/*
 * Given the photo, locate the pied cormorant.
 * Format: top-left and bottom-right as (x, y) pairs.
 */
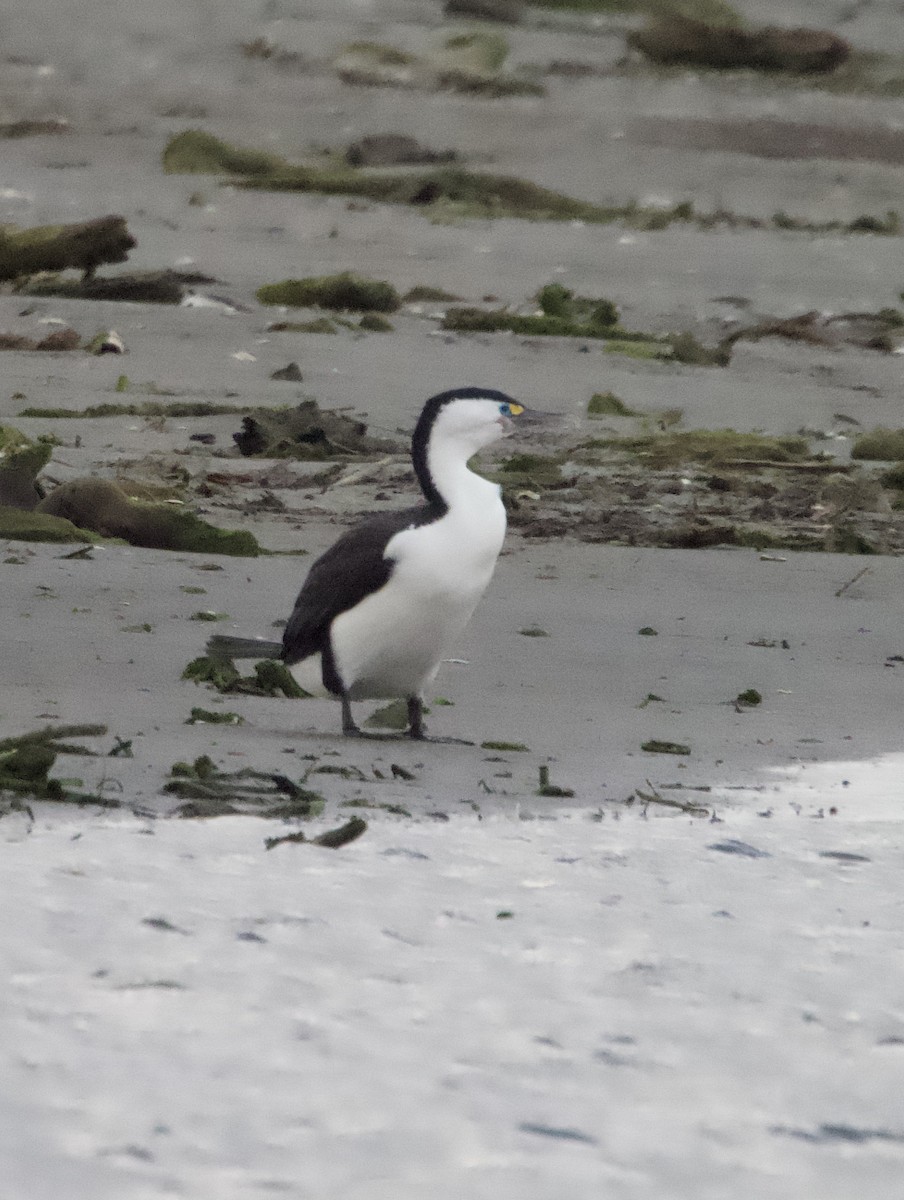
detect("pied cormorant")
(209, 386), (528, 740)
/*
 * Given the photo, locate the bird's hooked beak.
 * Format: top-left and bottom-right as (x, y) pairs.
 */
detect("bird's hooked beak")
(501, 404), (558, 435)
(497, 408), (519, 434)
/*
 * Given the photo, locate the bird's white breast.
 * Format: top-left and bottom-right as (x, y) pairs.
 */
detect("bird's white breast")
(332, 479), (506, 700)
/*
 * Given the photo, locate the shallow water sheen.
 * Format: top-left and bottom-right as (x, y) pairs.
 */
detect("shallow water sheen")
(718, 753), (904, 820)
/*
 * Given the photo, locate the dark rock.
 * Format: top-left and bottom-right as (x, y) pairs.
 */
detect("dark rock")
(442, 0), (524, 23)
(34, 327), (81, 351)
(0, 333), (38, 350)
(708, 839), (771, 859)
(0, 118), (69, 138)
(628, 17), (851, 74)
(346, 133), (457, 168)
(270, 361), (303, 381)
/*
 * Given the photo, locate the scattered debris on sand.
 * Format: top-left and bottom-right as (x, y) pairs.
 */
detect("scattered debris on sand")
(722, 307), (904, 355)
(232, 399), (402, 459)
(265, 816), (368, 850)
(536, 764), (574, 798)
(164, 755), (325, 819)
(442, 288), (904, 362)
(0, 724), (111, 804)
(442, 284), (730, 364)
(161, 131), (904, 236)
(160, 132), (678, 225)
(498, 421), (904, 554)
(333, 29), (544, 96)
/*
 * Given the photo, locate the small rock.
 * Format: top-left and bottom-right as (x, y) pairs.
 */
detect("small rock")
(270, 361), (303, 382)
(345, 133), (457, 168)
(35, 326), (81, 351)
(443, 0), (524, 22)
(628, 17), (851, 74)
(708, 839), (771, 859)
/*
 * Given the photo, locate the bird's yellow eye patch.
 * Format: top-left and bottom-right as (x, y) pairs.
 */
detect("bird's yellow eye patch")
(508, 403), (524, 416)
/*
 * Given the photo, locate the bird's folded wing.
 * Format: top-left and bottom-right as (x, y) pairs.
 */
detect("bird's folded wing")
(281, 507), (430, 664)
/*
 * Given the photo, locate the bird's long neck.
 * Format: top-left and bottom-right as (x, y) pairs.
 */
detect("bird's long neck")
(415, 434), (492, 515)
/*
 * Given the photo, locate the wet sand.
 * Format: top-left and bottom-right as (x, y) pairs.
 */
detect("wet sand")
(2, 1), (904, 1195)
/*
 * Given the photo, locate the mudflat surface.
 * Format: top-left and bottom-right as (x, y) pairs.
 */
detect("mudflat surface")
(2, 2), (904, 1197)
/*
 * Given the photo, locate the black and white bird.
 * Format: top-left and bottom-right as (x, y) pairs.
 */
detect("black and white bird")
(209, 386), (529, 740)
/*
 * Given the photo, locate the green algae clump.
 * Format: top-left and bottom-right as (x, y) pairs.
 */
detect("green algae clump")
(257, 272), (401, 313)
(182, 655), (310, 698)
(433, 29), (510, 74)
(587, 391), (637, 417)
(162, 130), (288, 176)
(851, 428), (904, 461)
(590, 429), (814, 470)
(37, 478), (260, 555)
(253, 660), (309, 698)
(358, 312), (394, 331)
(641, 739), (691, 755)
(0, 427), (53, 509)
(0, 506), (99, 544)
(0, 215), (135, 281)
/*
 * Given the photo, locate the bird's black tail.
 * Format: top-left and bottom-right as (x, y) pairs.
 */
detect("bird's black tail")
(207, 634), (283, 660)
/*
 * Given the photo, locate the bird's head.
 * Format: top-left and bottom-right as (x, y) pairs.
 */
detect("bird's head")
(414, 387), (525, 460)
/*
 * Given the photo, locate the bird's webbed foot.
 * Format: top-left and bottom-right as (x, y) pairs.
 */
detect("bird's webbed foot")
(405, 697), (474, 745)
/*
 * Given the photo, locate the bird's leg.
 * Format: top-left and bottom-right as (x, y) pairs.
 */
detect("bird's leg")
(406, 696), (473, 745)
(407, 695), (427, 739)
(341, 692), (406, 741)
(341, 693), (363, 737)
(342, 694), (473, 744)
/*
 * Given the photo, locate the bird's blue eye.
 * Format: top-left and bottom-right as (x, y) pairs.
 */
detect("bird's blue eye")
(499, 403), (511, 415)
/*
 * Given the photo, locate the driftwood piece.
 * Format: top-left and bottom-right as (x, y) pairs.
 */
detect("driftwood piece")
(720, 310), (904, 354)
(233, 400), (402, 458)
(19, 267), (216, 304)
(0, 215), (136, 281)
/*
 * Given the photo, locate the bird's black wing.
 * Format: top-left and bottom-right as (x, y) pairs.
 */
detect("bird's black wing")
(281, 505), (436, 666)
